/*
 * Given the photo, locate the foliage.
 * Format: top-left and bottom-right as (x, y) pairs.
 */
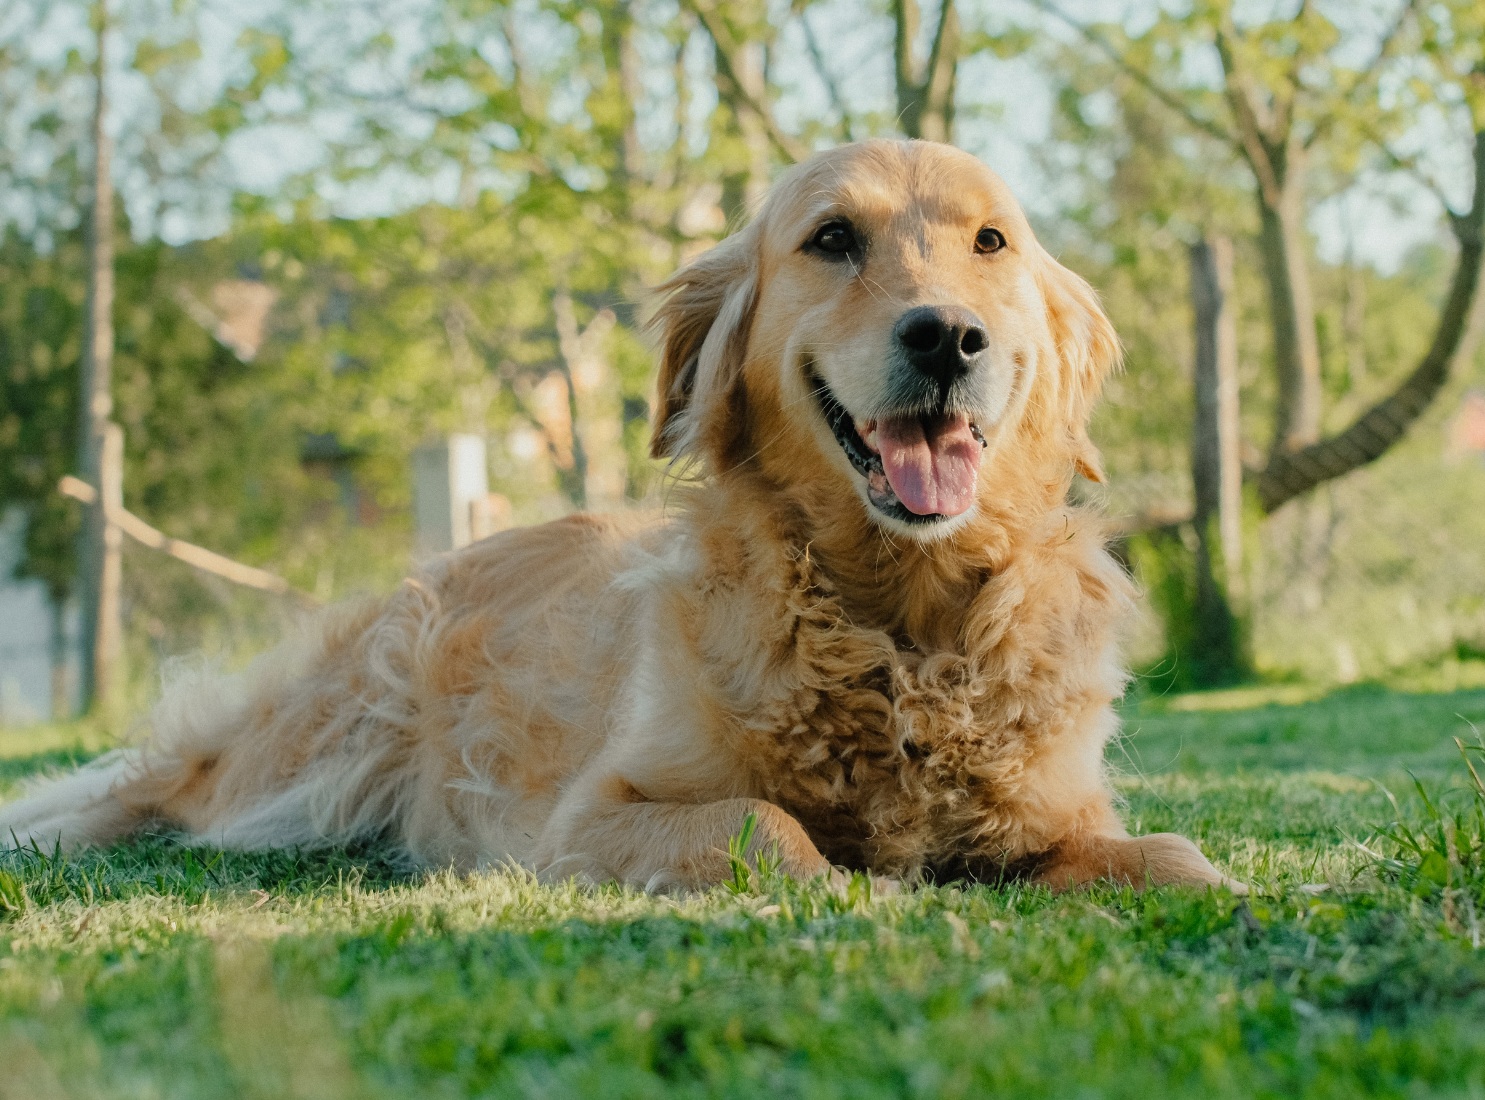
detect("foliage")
(1127, 524), (1251, 693)
(238, 186), (668, 517)
(0, 228), (84, 604)
(1038, 2), (1485, 686)
(0, 218), (415, 700)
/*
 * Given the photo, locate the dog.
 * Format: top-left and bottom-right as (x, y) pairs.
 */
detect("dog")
(1, 140), (1240, 894)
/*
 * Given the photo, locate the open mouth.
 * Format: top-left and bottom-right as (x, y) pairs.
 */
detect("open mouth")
(812, 374), (987, 525)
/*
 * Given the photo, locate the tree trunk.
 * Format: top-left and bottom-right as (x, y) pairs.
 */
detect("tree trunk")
(688, 0), (802, 225)
(1257, 128), (1485, 513)
(1256, 159), (1323, 456)
(598, 1), (643, 197)
(685, 0), (777, 221)
(1212, 23), (1321, 458)
(1188, 236), (1250, 685)
(893, 0), (959, 142)
(554, 362), (589, 511)
(76, 0), (123, 716)
(97, 425), (125, 701)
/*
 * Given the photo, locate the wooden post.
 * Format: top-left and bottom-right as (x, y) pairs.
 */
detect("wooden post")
(1188, 235), (1249, 684)
(96, 424), (125, 703)
(76, 0), (122, 715)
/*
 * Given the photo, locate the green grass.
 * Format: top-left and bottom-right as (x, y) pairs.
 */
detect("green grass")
(2, 683), (1484, 1098)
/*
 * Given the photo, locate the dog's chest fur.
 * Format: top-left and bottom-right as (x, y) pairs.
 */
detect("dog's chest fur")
(684, 506), (1130, 878)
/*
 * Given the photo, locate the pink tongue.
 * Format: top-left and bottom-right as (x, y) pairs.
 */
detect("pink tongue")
(875, 414), (982, 516)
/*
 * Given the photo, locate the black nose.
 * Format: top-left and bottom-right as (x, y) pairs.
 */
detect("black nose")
(893, 305), (988, 387)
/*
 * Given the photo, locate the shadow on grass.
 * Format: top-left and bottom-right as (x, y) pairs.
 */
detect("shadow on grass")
(1, 837), (416, 914)
(5, 829), (1485, 1099)
(263, 881), (1485, 1096)
(5, 881), (1483, 1100)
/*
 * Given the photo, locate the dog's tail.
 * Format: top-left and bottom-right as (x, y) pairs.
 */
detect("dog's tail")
(0, 748), (146, 853)
(0, 590), (432, 858)
(0, 648), (268, 854)
(0, 615), (328, 854)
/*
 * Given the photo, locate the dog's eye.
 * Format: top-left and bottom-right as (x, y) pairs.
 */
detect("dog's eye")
(809, 221), (857, 256)
(975, 227), (1006, 254)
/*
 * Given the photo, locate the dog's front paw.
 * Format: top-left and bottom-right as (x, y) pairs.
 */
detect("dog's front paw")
(1033, 832), (1245, 892)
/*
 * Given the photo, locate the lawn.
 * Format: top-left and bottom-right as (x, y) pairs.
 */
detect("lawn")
(2, 680), (1484, 1099)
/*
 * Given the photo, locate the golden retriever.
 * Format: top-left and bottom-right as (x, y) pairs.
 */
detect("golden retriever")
(1, 140), (1239, 893)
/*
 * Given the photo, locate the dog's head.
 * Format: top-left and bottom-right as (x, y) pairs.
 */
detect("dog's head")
(648, 140), (1119, 541)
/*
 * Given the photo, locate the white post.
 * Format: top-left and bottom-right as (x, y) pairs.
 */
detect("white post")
(412, 435), (490, 556)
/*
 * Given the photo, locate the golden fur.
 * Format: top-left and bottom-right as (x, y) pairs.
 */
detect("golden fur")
(1, 141), (1240, 893)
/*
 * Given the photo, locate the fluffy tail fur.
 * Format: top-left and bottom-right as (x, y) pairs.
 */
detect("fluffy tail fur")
(0, 648), (283, 854)
(0, 601), (386, 855)
(0, 748), (145, 852)
(1, 567), (540, 868)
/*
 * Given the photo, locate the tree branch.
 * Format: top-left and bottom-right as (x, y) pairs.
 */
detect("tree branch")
(1256, 128), (1485, 512)
(59, 477), (317, 606)
(1111, 501), (1194, 538)
(1213, 18), (1287, 205)
(1263, 0), (1316, 158)
(1370, 132), (1463, 218)
(684, 0), (807, 163)
(1023, 0), (1239, 153)
(1305, 0), (1420, 150)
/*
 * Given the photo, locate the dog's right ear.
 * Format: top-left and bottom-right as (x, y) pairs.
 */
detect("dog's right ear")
(645, 227), (759, 466)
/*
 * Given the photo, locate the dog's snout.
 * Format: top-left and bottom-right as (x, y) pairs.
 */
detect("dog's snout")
(893, 306), (988, 385)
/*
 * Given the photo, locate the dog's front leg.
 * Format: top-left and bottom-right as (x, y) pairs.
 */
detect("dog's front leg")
(537, 776), (832, 892)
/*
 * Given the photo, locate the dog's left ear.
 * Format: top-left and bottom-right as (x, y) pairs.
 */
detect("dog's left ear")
(1036, 251), (1122, 483)
(645, 226), (760, 467)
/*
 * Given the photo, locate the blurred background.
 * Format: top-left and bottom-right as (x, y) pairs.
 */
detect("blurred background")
(0, 0), (1482, 724)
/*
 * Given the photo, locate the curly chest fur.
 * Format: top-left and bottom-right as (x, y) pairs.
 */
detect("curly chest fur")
(690, 517), (1131, 878)
(738, 648), (1031, 876)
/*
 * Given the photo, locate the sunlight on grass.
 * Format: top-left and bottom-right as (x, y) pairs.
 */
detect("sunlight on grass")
(1154, 682), (1333, 712)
